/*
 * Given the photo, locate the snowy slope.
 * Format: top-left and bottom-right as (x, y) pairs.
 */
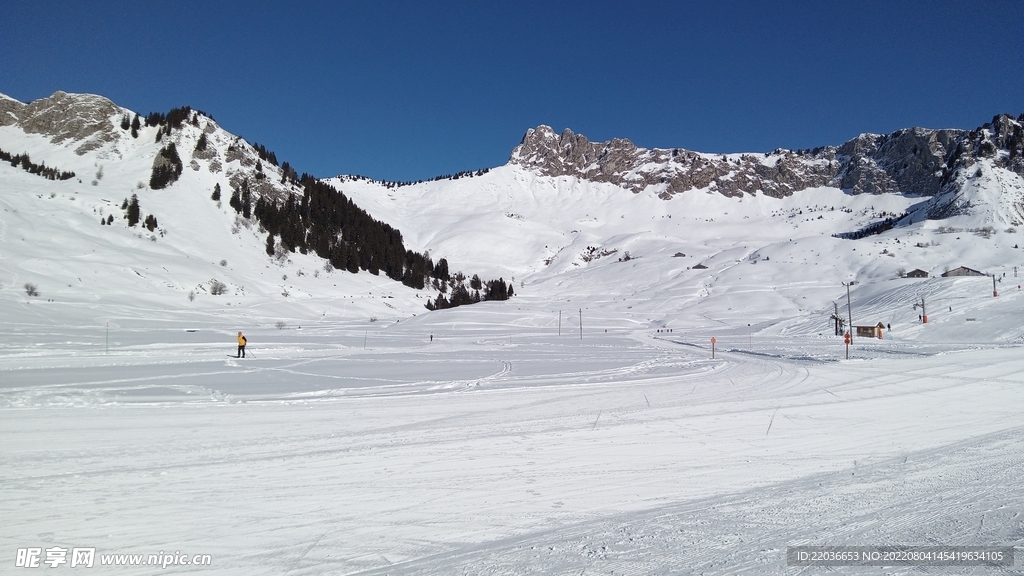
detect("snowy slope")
(3, 92), (1024, 575)
(0, 93), (432, 329)
(330, 159), (1024, 341)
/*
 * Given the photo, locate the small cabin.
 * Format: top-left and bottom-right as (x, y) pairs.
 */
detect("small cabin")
(854, 322), (885, 339)
(941, 266), (985, 277)
(905, 269), (928, 278)
(692, 263), (708, 269)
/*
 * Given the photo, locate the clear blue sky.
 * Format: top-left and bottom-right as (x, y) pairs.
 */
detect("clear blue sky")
(2, 1), (1021, 181)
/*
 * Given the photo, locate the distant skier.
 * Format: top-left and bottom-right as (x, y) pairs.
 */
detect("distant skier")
(237, 331), (247, 358)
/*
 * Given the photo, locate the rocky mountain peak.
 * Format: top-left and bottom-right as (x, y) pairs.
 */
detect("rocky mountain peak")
(508, 116), (1023, 204)
(0, 91), (124, 155)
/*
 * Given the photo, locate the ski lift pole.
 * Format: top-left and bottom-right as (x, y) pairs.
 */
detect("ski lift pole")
(844, 281), (854, 344)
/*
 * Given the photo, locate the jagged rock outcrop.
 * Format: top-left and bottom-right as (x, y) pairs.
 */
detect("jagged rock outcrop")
(0, 91), (123, 155)
(510, 115), (1024, 201)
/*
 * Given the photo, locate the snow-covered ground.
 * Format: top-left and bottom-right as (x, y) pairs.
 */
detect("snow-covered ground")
(2, 93), (1023, 573)
(3, 286), (1024, 574)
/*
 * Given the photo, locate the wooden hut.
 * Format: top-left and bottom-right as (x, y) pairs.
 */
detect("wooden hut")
(941, 266), (985, 277)
(854, 322), (885, 339)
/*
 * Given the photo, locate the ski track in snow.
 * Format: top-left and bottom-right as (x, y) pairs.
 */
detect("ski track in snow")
(2, 314), (1024, 575)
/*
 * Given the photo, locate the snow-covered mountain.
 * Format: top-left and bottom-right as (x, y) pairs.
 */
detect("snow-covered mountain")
(329, 114), (1024, 335)
(7, 91), (1024, 575)
(2, 90), (1024, 336)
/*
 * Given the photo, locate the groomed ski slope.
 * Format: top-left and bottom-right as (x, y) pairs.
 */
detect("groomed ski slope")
(2, 279), (1024, 575)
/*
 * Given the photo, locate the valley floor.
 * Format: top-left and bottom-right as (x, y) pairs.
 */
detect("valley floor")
(2, 300), (1023, 575)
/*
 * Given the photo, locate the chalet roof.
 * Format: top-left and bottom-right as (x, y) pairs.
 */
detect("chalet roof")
(941, 266), (985, 277)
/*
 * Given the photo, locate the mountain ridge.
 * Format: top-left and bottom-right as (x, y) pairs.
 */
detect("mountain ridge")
(3, 89), (1024, 331)
(509, 115), (1023, 205)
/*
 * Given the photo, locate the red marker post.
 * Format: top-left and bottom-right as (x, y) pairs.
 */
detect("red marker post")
(844, 332), (851, 359)
(711, 337), (717, 359)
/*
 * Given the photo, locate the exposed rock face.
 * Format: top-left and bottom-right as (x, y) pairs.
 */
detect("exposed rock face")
(0, 91), (123, 155)
(510, 116), (1024, 201)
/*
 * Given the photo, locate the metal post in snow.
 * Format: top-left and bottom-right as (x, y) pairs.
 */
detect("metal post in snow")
(558, 310), (561, 336)
(844, 282), (854, 344)
(106, 321), (109, 355)
(993, 274), (998, 297)
(579, 309), (582, 340)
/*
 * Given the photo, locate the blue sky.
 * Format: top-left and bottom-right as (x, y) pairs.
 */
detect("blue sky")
(2, 1), (1021, 181)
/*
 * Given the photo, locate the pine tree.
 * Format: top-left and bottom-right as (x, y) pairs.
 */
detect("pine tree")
(150, 143), (183, 189)
(211, 183), (221, 201)
(127, 195), (141, 227)
(241, 181), (252, 219)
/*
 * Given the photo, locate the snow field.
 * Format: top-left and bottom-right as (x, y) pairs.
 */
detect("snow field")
(2, 297), (1024, 574)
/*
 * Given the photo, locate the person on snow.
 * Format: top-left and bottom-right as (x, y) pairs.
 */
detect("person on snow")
(237, 331), (247, 358)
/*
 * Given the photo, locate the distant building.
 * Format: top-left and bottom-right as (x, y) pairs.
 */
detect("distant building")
(854, 322), (886, 339)
(941, 266), (985, 277)
(905, 269), (929, 278)
(692, 263), (708, 269)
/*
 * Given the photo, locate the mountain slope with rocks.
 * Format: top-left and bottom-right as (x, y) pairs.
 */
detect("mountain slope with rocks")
(508, 115), (1024, 204)
(2, 89), (1024, 334)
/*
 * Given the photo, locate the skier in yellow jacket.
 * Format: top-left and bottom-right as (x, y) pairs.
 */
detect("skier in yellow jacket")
(237, 331), (247, 358)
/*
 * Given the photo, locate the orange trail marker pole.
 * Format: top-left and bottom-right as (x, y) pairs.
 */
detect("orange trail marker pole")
(711, 337), (717, 359)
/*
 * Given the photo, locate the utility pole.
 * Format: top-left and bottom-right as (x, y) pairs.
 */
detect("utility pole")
(914, 296), (927, 323)
(843, 282), (854, 344)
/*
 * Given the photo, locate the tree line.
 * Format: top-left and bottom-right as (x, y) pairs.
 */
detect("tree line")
(0, 147), (75, 180)
(228, 174), (511, 310)
(833, 212), (909, 240)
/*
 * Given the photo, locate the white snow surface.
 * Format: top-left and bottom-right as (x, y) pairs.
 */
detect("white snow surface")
(2, 93), (1024, 574)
